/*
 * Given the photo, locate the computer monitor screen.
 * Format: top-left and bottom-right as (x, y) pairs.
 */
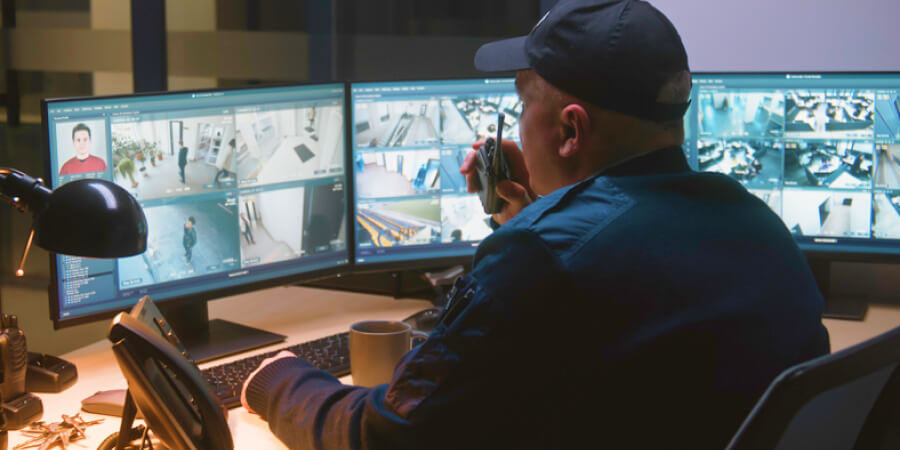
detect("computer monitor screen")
(44, 83), (350, 326)
(685, 72), (900, 258)
(350, 78), (521, 266)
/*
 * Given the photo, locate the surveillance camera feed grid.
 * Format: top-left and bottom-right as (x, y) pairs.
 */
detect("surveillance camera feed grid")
(784, 90), (874, 140)
(356, 198), (441, 248)
(698, 90), (785, 138)
(439, 95), (522, 144)
(782, 189), (871, 238)
(354, 100), (440, 148)
(355, 149), (441, 198)
(697, 138), (783, 189)
(235, 105), (344, 187)
(874, 92), (900, 139)
(117, 194), (241, 289)
(783, 140), (872, 189)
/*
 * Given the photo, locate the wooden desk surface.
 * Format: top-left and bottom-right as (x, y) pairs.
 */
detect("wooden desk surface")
(8, 286), (432, 449)
(7, 287), (899, 448)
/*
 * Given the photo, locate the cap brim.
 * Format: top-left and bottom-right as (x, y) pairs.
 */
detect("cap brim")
(474, 36), (530, 73)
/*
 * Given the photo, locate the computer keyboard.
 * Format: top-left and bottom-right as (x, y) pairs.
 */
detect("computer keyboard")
(201, 331), (350, 408)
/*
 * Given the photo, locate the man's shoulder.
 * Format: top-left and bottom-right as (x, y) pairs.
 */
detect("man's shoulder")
(499, 175), (636, 262)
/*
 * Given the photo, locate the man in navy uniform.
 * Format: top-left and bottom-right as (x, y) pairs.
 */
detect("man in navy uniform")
(241, 1), (830, 448)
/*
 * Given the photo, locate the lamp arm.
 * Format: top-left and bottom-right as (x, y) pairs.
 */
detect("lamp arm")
(0, 168), (52, 214)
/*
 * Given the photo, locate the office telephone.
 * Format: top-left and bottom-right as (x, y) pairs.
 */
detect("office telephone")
(105, 298), (232, 449)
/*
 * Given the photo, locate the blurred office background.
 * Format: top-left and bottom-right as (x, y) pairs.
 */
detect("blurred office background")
(0, 0), (898, 354)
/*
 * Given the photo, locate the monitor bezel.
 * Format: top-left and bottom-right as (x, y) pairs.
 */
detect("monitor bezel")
(691, 71), (900, 264)
(42, 80), (356, 329)
(347, 75), (518, 272)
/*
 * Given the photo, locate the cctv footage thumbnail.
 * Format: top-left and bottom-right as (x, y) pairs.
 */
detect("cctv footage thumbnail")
(116, 193), (241, 289)
(355, 149), (441, 198)
(785, 90), (874, 139)
(238, 181), (346, 268)
(439, 94), (522, 144)
(782, 189), (871, 238)
(698, 91), (784, 138)
(783, 140), (873, 189)
(111, 114), (237, 201)
(698, 139), (783, 188)
(356, 197), (441, 248)
(235, 105), (344, 187)
(354, 100), (441, 148)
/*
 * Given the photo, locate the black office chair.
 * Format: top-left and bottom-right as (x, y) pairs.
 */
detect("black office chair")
(727, 326), (900, 450)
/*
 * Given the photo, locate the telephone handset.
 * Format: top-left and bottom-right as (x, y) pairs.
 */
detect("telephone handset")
(106, 311), (233, 450)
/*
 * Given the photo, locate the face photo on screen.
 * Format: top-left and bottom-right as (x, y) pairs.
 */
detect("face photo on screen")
(697, 90), (784, 138)
(235, 105), (344, 187)
(56, 119), (109, 177)
(111, 114), (236, 201)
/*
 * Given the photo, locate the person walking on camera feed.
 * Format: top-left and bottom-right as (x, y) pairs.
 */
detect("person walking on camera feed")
(178, 140), (189, 184)
(183, 216), (197, 262)
(59, 123), (108, 175)
(240, 1), (830, 449)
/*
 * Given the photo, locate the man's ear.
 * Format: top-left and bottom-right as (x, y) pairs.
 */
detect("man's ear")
(559, 104), (590, 158)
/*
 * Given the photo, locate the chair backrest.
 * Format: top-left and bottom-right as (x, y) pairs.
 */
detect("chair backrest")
(727, 326), (900, 450)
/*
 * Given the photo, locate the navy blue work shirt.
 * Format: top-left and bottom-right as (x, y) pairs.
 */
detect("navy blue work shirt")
(245, 145), (830, 449)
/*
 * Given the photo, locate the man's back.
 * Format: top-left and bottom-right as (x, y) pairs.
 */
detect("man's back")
(470, 146), (830, 448)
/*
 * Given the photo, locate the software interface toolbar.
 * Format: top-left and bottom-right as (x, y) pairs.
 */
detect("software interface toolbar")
(684, 73), (900, 255)
(46, 84), (349, 320)
(350, 78), (521, 265)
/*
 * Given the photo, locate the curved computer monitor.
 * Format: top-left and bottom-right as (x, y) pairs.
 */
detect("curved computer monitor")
(684, 72), (900, 260)
(349, 77), (521, 269)
(43, 82), (351, 358)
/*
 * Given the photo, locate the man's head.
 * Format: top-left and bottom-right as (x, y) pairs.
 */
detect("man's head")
(475, 0), (691, 194)
(71, 123), (92, 159)
(186, 216), (196, 228)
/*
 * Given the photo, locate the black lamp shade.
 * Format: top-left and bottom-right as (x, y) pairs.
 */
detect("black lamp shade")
(34, 179), (148, 258)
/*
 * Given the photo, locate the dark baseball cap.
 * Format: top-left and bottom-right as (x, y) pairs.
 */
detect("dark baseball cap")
(474, 0), (690, 122)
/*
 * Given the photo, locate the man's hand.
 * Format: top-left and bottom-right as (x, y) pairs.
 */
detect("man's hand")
(461, 139), (535, 225)
(241, 350), (297, 414)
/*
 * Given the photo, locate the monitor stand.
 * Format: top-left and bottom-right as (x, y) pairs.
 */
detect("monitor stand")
(807, 258), (869, 321)
(159, 300), (286, 364)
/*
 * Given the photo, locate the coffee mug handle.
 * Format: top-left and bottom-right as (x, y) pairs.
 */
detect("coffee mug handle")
(410, 330), (429, 348)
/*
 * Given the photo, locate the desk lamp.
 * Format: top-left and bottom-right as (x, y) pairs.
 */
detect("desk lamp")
(0, 167), (147, 448)
(0, 168), (147, 272)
